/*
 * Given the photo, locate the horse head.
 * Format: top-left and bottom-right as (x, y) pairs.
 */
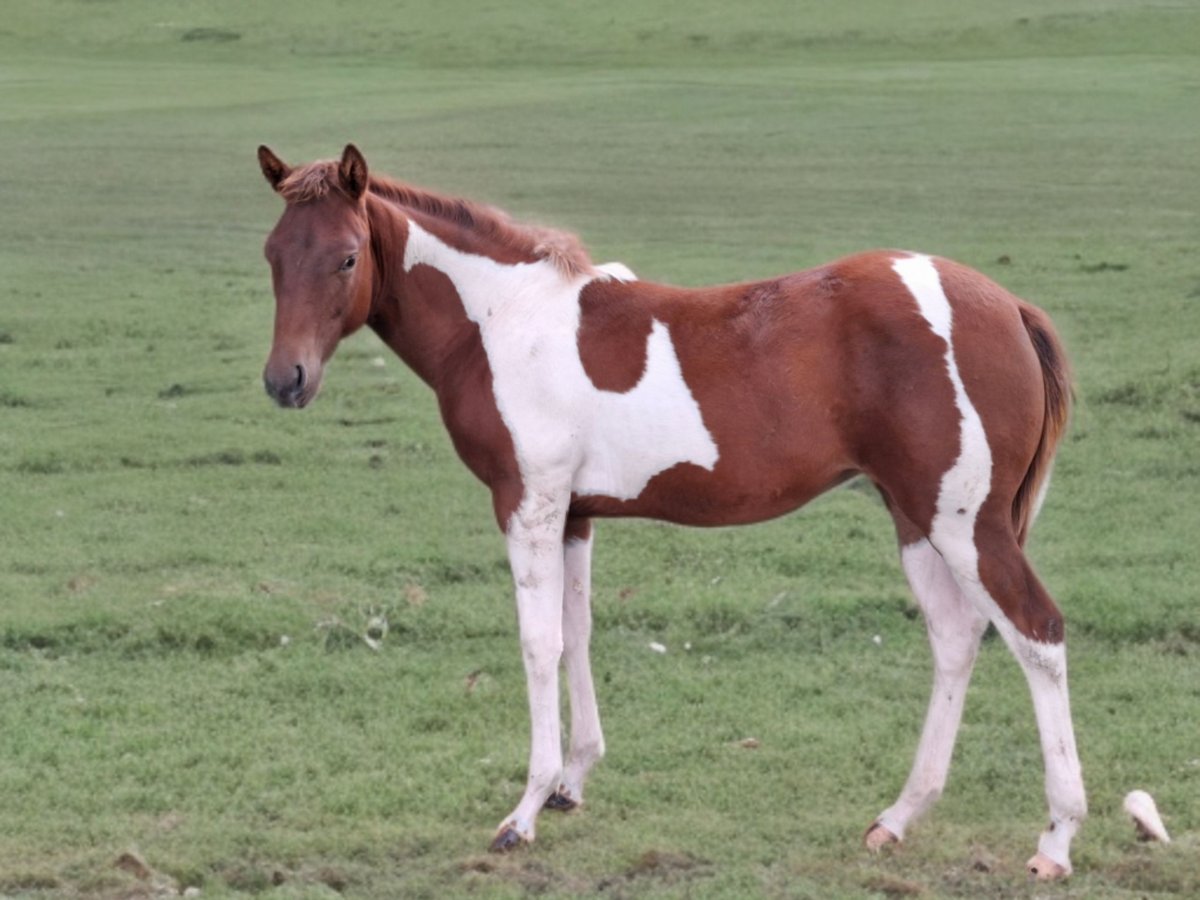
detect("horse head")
(258, 144), (375, 408)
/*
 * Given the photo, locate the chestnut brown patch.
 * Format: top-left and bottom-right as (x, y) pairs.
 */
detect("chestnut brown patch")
(564, 516), (592, 543)
(577, 280), (653, 393)
(367, 259), (523, 531)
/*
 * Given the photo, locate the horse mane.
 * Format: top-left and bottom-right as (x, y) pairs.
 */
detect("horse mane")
(278, 160), (594, 279)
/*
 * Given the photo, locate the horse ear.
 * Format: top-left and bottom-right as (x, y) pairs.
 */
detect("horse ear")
(258, 145), (291, 192)
(338, 144), (369, 200)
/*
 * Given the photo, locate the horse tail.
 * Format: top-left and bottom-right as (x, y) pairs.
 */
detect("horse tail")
(1012, 302), (1074, 546)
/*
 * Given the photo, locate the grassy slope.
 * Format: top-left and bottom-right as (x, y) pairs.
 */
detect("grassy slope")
(1, 1), (1198, 897)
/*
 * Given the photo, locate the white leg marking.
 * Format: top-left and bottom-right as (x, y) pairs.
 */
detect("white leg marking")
(892, 255), (1084, 870)
(404, 221), (717, 500)
(498, 487), (571, 842)
(992, 622), (1087, 871)
(558, 531), (604, 804)
(875, 539), (988, 839)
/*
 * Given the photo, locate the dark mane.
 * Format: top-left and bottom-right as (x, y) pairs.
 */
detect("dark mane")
(278, 160), (593, 278)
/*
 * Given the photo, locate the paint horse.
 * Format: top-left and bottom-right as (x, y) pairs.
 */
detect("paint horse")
(257, 145), (1086, 878)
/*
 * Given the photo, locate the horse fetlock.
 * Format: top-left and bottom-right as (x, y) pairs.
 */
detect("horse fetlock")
(568, 737), (604, 766)
(1033, 813), (1081, 875)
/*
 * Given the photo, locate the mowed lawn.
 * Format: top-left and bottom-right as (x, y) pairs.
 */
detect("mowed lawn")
(1, 1), (1198, 897)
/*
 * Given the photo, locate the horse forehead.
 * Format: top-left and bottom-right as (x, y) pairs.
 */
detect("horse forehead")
(268, 201), (362, 254)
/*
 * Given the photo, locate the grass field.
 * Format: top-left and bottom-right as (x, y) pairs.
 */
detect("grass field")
(2, 1), (1198, 897)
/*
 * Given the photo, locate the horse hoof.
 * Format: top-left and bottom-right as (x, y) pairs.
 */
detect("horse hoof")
(489, 824), (527, 854)
(1026, 852), (1070, 880)
(864, 822), (899, 853)
(544, 790), (579, 812)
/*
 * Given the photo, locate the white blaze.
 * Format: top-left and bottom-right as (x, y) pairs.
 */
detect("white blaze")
(404, 221), (718, 500)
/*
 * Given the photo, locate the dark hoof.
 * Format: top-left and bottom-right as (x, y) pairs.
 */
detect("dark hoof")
(489, 825), (525, 853)
(544, 791), (579, 813)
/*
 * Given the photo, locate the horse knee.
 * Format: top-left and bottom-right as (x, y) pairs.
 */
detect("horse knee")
(561, 624), (591, 658)
(521, 632), (563, 681)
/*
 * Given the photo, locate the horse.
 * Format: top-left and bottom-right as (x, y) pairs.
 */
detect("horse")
(256, 144), (1086, 878)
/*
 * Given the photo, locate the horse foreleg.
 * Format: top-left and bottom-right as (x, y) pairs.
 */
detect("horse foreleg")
(867, 537), (988, 851)
(545, 519), (604, 813)
(491, 488), (569, 852)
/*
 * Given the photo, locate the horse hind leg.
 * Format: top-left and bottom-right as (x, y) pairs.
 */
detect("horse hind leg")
(866, 530), (988, 851)
(965, 521), (1086, 877)
(920, 513), (1085, 877)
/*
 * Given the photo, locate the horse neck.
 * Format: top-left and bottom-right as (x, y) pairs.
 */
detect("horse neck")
(364, 195), (477, 389)
(366, 193), (574, 391)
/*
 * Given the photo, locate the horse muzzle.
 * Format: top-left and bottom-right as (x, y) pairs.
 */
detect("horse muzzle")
(263, 360), (319, 409)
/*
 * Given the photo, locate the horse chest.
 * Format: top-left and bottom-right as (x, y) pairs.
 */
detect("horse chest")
(405, 222), (719, 500)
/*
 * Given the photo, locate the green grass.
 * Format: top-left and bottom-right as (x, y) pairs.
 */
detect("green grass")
(2, 1), (1198, 897)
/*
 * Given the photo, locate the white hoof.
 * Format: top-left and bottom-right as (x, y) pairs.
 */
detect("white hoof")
(1027, 851), (1070, 880)
(1124, 790), (1170, 843)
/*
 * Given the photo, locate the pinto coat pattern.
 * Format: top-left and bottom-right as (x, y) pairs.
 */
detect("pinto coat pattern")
(258, 144), (1084, 878)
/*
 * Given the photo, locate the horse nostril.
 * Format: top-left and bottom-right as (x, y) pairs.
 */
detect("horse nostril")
(264, 361), (312, 408)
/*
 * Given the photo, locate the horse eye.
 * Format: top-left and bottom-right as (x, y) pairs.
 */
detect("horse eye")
(339, 254), (357, 272)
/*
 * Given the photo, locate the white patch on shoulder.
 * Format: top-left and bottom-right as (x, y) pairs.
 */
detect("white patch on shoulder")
(892, 254), (993, 582)
(405, 221), (717, 500)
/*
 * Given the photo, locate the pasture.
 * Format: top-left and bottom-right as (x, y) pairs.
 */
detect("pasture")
(1, 1), (1197, 897)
